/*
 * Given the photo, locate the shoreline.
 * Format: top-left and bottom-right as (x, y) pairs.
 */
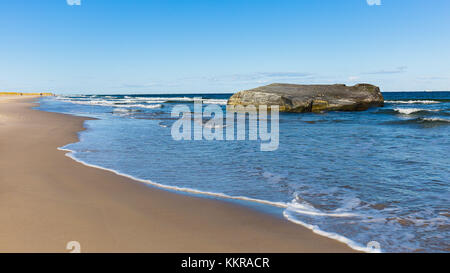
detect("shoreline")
(0, 96), (356, 253)
(58, 147), (373, 253)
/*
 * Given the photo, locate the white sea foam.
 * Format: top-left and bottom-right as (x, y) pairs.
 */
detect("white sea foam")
(113, 108), (132, 113)
(386, 100), (440, 104)
(393, 108), (439, 115)
(202, 99), (228, 105)
(143, 100), (167, 104)
(59, 99), (163, 109)
(60, 99), (116, 106)
(421, 117), (450, 123)
(57, 96), (228, 106)
(112, 108), (143, 115)
(202, 122), (228, 129)
(120, 97), (173, 102)
(286, 200), (358, 217)
(57, 147), (288, 209)
(115, 104), (163, 109)
(283, 210), (381, 253)
(57, 145), (374, 253)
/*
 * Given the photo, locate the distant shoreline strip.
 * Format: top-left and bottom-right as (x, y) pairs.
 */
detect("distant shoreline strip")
(0, 92), (54, 96)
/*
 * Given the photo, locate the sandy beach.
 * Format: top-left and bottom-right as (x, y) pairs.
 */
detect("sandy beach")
(0, 96), (355, 253)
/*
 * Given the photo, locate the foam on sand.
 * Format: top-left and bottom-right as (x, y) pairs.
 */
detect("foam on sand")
(283, 210), (381, 253)
(57, 145), (377, 253)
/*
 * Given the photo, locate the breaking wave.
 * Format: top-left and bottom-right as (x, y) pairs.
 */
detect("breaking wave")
(385, 100), (441, 104)
(393, 108), (440, 115)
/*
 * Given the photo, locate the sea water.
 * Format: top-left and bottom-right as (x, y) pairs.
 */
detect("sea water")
(36, 92), (450, 252)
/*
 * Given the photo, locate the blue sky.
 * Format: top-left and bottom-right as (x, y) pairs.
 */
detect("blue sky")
(0, 0), (449, 94)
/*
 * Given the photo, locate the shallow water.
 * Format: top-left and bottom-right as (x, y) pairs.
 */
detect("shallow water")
(37, 92), (450, 252)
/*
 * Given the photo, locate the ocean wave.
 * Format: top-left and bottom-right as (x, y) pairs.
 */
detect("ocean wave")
(202, 99), (228, 105)
(393, 108), (440, 115)
(158, 121), (170, 128)
(113, 108), (142, 113)
(164, 98), (228, 105)
(286, 200), (358, 218)
(384, 117), (450, 127)
(58, 96), (228, 106)
(420, 117), (450, 123)
(116, 97), (227, 104)
(115, 104), (163, 109)
(57, 147), (288, 209)
(385, 100), (441, 104)
(112, 108), (144, 116)
(58, 98), (164, 109)
(202, 121), (228, 129)
(375, 108), (450, 117)
(58, 99), (116, 106)
(283, 210), (381, 253)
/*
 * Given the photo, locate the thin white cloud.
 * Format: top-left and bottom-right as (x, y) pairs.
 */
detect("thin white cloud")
(205, 72), (316, 84)
(122, 83), (158, 88)
(417, 76), (448, 81)
(67, 0), (81, 6)
(366, 0), (381, 6)
(364, 66), (407, 75)
(121, 82), (181, 89)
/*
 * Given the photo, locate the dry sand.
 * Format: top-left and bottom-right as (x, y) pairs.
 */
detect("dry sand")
(0, 96), (355, 253)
